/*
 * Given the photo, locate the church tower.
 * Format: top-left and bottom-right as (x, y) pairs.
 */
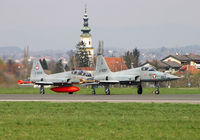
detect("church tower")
(80, 7), (94, 66)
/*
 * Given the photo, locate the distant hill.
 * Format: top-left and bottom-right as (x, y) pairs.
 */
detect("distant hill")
(140, 45), (200, 62)
(0, 46), (22, 53)
(0, 46), (23, 60)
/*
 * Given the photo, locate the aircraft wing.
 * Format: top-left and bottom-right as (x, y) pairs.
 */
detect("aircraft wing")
(81, 80), (119, 86)
(99, 80), (119, 83)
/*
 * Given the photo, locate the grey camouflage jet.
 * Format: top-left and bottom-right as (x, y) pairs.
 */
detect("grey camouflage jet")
(85, 54), (180, 95)
(18, 59), (92, 94)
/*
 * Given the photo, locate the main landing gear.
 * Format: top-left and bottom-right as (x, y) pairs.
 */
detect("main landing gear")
(91, 85), (110, 95)
(137, 83), (143, 94)
(40, 85), (45, 94)
(92, 85), (96, 95)
(153, 82), (160, 95)
(105, 85), (110, 95)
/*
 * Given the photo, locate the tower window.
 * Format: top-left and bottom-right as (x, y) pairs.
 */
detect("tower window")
(89, 41), (91, 45)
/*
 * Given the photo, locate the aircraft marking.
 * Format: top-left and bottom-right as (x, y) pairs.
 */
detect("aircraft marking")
(35, 65), (39, 70)
(153, 74), (156, 79)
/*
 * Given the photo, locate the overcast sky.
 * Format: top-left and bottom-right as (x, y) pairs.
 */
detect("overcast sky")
(0, 0), (200, 51)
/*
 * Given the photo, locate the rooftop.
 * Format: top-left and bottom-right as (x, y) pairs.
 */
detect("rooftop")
(105, 57), (128, 72)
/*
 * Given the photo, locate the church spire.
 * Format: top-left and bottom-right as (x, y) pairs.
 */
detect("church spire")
(85, 4), (87, 13)
(79, 6), (94, 67)
(81, 6), (91, 36)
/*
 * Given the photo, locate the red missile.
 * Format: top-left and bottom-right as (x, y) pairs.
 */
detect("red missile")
(18, 80), (33, 85)
(50, 86), (80, 93)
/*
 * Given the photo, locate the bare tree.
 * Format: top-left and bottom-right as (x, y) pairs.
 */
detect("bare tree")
(123, 48), (140, 68)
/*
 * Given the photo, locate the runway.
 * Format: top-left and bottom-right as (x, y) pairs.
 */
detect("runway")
(0, 94), (200, 104)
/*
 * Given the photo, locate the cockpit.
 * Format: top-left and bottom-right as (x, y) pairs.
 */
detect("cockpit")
(71, 70), (92, 77)
(141, 67), (156, 71)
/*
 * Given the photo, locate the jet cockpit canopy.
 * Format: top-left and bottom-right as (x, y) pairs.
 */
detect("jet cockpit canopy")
(71, 70), (92, 77)
(141, 67), (156, 71)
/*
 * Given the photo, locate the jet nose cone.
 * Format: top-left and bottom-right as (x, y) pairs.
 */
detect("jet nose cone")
(166, 74), (180, 80)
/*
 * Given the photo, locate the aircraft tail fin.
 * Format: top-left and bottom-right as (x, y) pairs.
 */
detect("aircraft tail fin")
(95, 54), (111, 75)
(30, 59), (46, 80)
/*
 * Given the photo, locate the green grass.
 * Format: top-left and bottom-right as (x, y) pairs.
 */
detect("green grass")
(0, 86), (200, 94)
(0, 102), (199, 139)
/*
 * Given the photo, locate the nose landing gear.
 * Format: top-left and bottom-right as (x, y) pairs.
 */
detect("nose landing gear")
(153, 82), (160, 95)
(137, 84), (143, 94)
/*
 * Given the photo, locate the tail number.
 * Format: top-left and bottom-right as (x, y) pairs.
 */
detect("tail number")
(99, 69), (107, 72)
(34, 72), (42, 75)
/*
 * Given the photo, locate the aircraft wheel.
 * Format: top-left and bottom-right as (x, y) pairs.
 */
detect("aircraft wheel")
(40, 85), (45, 94)
(155, 90), (160, 95)
(68, 92), (73, 94)
(137, 85), (142, 94)
(105, 88), (110, 95)
(92, 87), (96, 95)
(92, 90), (96, 95)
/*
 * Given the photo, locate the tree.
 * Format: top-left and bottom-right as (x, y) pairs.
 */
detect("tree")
(7, 59), (14, 73)
(48, 60), (56, 74)
(42, 59), (48, 70)
(39, 59), (48, 70)
(64, 64), (70, 71)
(123, 48), (140, 68)
(53, 59), (64, 73)
(132, 48), (140, 67)
(68, 50), (79, 70)
(97, 40), (104, 55)
(0, 58), (6, 72)
(76, 41), (89, 67)
(0, 58), (6, 85)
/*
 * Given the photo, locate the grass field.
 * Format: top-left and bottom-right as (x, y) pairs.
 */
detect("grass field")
(0, 102), (199, 139)
(0, 86), (200, 94)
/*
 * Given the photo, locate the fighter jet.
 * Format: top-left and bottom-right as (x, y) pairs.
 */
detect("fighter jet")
(18, 59), (92, 94)
(87, 54), (179, 95)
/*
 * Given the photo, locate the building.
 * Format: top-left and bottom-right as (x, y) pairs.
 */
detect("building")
(186, 54), (200, 69)
(141, 60), (182, 74)
(78, 7), (94, 66)
(177, 65), (199, 74)
(104, 57), (128, 72)
(141, 60), (169, 72)
(77, 56), (128, 74)
(163, 61), (182, 73)
(162, 54), (200, 70)
(162, 55), (190, 65)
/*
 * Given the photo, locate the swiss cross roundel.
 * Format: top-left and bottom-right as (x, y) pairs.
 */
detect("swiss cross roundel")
(35, 65), (39, 70)
(153, 74), (156, 79)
